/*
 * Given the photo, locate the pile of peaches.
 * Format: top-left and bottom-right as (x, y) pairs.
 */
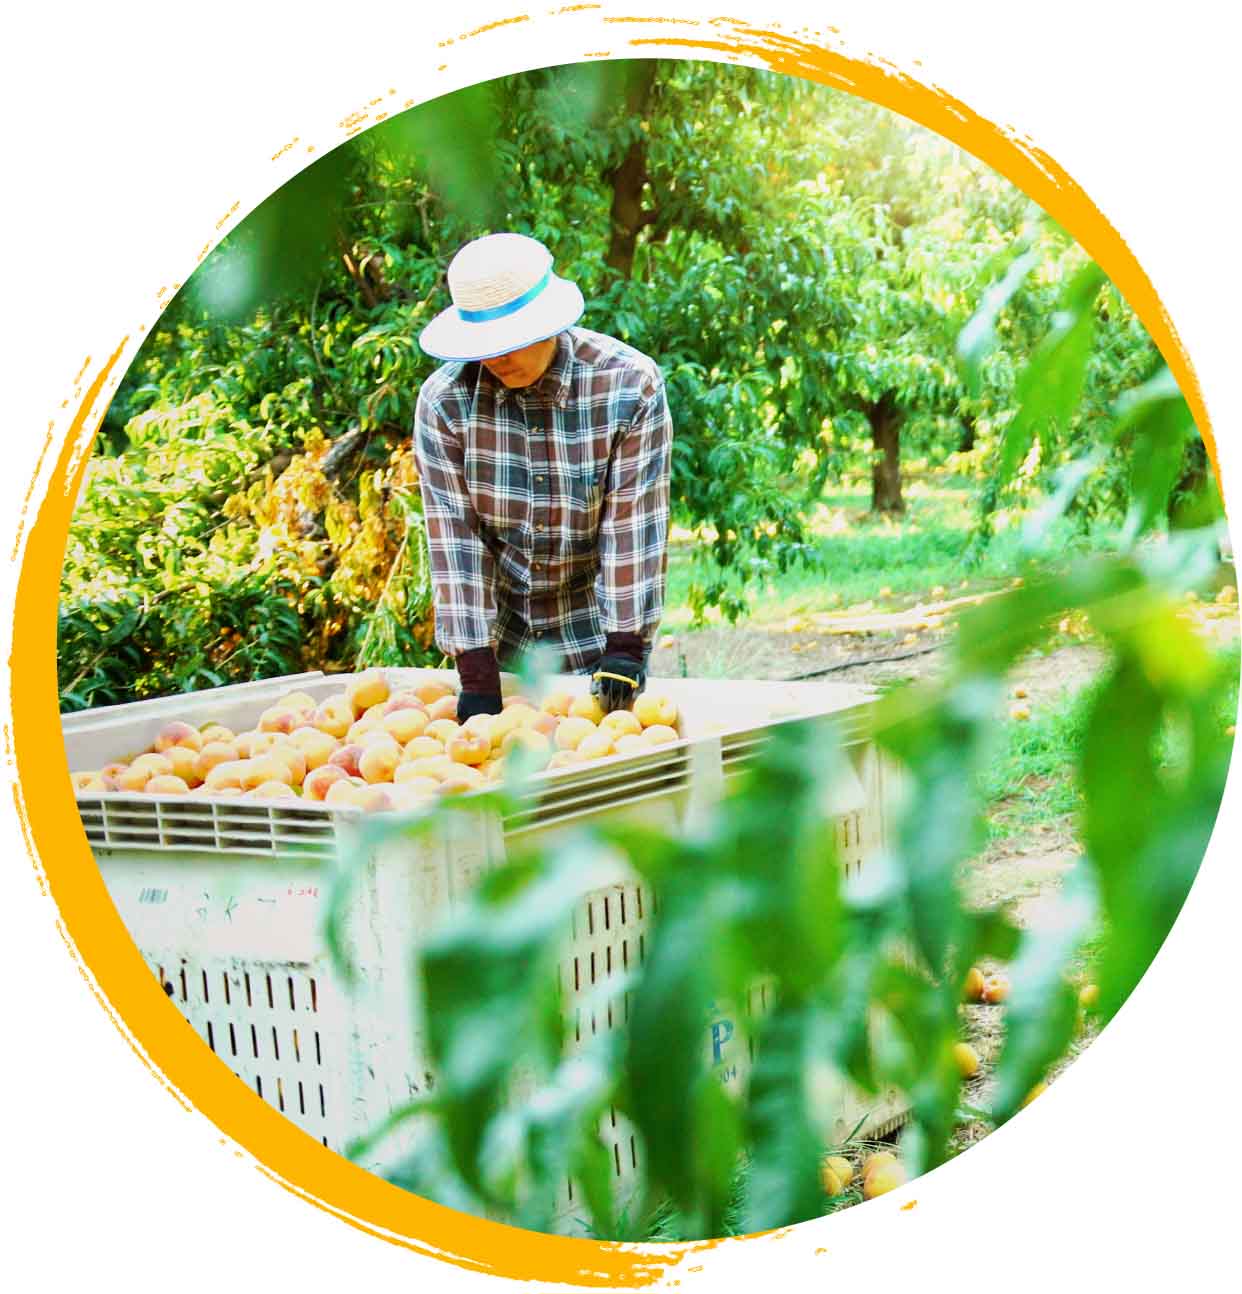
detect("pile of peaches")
(70, 669), (683, 813)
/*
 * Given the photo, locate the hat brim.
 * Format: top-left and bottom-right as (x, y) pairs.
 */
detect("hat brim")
(418, 275), (585, 362)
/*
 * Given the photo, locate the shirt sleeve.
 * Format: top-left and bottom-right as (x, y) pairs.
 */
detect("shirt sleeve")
(413, 389), (497, 656)
(596, 374), (673, 639)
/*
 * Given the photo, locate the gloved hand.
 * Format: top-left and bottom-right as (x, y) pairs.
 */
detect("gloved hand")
(457, 691), (504, 721)
(455, 646), (503, 721)
(590, 632), (647, 714)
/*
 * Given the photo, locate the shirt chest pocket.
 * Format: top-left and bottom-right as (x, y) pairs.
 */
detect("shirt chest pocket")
(465, 458), (528, 542)
(564, 466), (605, 552)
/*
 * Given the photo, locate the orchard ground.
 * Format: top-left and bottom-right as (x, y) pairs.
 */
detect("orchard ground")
(651, 469), (1240, 1177)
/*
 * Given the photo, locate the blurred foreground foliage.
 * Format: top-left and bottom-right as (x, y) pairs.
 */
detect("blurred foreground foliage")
(324, 282), (1234, 1239)
(60, 60), (1179, 708)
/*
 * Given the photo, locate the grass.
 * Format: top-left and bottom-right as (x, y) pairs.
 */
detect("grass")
(979, 685), (1096, 846)
(662, 473), (1116, 631)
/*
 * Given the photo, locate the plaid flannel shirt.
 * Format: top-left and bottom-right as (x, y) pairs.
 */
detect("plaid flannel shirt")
(413, 326), (673, 671)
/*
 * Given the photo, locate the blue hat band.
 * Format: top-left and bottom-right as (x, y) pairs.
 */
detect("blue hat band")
(457, 267), (553, 324)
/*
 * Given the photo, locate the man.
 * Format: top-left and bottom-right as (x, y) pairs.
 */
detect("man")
(413, 232), (673, 720)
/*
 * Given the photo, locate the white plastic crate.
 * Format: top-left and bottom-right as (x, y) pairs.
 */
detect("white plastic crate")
(64, 667), (907, 1230)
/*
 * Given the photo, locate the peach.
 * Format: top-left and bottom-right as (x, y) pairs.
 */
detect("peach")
(634, 694), (678, 728)
(819, 1163), (844, 1197)
(392, 769), (442, 794)
(303, 764), (350, 801)
(541, 692), (573, 717)
(276, 690), (318, 714)
(546, 750), (584, 772)
(324, 778), (368, 808)
(117, 762), (163, 791)
(130, 752), (174, 776)
(862, 1151), (898, 1179)
(145, 774), (190, 795)
(461, 712), (496, 740)
(529, 711), (558, 738)
(824, 1156), (854, 1188)
(101, 761), (129, 781)
(962, 966), (986, 1002)
(439, 765), (487, 794)
(501, 728), (551, 758)
(426, 719), (461, 744)
(383, 691), (429, 716)
(577, 730), (616, 761)
(569, 693), (606, 724)
(328, 744), (365, 779)
(862, 1161), (906, 1199)
(614, 733), (650, 756)
(555, 716), (596, 751)
(414, 679), (455, 706)
(1078, 982), (1100, 1010)
(362, 701), (391, 723)
(346, 669), (390, 717)
(154, 721), (203, 755)
(485, 708), (523, 747)
(252, 780), (297, 800)
(400, 756), (458, 783)
(952, 1042), (980, 1079)
(358, 738), (402, 784)
(601, 709), (643, 738)
(268, 743), (307, 787)
(382, 708), (429, 744)
(402, 735), (445, 761)
(505, 704), (541, 730)
(288, 726), (338, 770)
(1009, 704), (1031, 722)
(641, 724), (679, 747)
(198, 723), (234, 744)
(73, 775), (109, 794)
(356, 726), (399, 749)
(346, 718), (380, 745)
(204, 760), (250, 791)
(311, 695), (354, 739)
(258, 705), (299, 735)
(70, 770), (102, 791)
(232, 729), (263, 759)
(427, 694), (460, 722)
(164, 745), (204, 787)
(248, 731), (282, 757)
(981, 974), (1010, 1005)
(241, 756), (293, 790)
(447, 731), (490, 766)
(502, 694), (534, 709)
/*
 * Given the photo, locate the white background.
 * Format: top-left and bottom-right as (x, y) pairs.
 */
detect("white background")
(2, 1), (1239, 1289)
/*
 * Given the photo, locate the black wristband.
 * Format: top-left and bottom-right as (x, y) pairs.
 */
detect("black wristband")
(604, 631), (647, 665)
(456, 646), (501, 695)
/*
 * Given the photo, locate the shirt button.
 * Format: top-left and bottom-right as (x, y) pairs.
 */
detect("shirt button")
(535, 475), (545, 484)
(536, 523), (545, 533)
(533, 562), (541, 571)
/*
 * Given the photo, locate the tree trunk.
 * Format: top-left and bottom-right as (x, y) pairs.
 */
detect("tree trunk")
(603, 63), (659, 278)
(959, 412), (977, 453)
(868, 393), (905, 514)
(1168, 435), (1208, 528)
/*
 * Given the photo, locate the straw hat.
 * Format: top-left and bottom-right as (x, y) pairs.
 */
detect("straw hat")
(418, 233), (585, 362)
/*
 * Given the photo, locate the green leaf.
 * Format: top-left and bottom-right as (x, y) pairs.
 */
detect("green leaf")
(996, 262), (1106, 490)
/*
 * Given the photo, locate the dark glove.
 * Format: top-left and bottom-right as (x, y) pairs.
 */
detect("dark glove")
(590, 632), (648, 714)
(455, 646), (503, 721)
